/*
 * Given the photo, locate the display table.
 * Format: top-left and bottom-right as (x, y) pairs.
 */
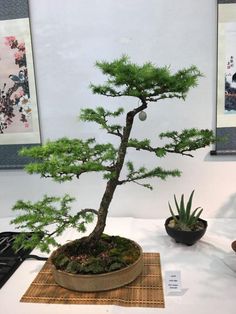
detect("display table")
(0, 217), (236, 314)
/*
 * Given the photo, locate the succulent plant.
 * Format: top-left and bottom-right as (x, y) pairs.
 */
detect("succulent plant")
(168, 190), (203, 231)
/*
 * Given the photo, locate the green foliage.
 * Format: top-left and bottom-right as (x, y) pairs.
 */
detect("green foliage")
(168, 190), (203, 231)
(80, 107), (124, 133)
(90, 55), (202, 101)
(123, 161), (181, 190)
(159, 128), (215, 156)
(20, 137), (117, 182)
(80, 107), (124, 125)
(128, 128), (215, 158)
(12, 232), (46, 252)
(10, 194), (95, 253)
(11, 56), (215, 253)
(128, 138), (152, 151)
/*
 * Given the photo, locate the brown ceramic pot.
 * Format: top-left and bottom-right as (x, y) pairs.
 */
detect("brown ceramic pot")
(50, 240), (143, 292)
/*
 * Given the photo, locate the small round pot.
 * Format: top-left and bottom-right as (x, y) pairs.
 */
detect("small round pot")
(50, 240), (143, 292)
(165, 216), (208, 246)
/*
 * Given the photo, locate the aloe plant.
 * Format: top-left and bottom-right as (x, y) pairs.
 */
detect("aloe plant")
(168, 190), (203, 231)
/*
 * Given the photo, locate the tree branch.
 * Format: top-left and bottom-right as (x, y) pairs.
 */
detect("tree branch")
(128, 140), (194, 157)
(75, 208), (99, 217)
(107, 128), (123, 138)
(46, 208), (98, 238)
(128, 129), (215, 158)
(80, 107), (124, 138)
(117, 178), (153, 190)
(118, 165), (180, 189)
(146, 93), (185, 102)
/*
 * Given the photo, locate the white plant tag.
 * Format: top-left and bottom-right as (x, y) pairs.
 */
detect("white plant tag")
(165, 271), (182, 294)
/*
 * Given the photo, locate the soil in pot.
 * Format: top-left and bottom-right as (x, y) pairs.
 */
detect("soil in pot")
(50, 234), (143, 291)
(165, 216), (207, 245)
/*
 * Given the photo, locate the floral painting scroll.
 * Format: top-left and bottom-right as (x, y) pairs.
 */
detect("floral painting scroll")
(215, 0), (236, 154)
(0, 0), (40, 168)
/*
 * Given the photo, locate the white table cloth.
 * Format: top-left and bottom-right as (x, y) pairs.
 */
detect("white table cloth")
(0, 217), (236, 314)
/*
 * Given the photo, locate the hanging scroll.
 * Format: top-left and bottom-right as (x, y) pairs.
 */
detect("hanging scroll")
(214, 0), (236, 154)
(0, 0), (41, 168)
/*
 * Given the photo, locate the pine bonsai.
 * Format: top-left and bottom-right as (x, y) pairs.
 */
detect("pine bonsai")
(11, 55), (215, 254)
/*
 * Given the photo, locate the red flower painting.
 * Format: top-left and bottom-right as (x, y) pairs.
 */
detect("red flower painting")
(0, 36), (32, 134)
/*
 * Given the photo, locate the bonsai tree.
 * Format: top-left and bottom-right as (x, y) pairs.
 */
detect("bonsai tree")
(11, 55), (215, 253)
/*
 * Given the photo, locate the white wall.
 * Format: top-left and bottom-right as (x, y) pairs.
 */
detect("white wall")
(1, 0), (236, 219)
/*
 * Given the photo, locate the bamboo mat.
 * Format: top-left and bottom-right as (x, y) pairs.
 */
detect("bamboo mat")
(20, 253), (165, 308)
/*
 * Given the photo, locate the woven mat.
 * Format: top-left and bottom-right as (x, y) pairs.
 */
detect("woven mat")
(20, 253), (165, 308)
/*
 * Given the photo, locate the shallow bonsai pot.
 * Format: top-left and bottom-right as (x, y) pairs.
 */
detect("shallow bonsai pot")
(50, 240), (143, 292)
(165, 216), (207, 246)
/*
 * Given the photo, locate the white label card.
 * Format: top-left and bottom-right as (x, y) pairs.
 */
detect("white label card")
(165, 271), (182, 294)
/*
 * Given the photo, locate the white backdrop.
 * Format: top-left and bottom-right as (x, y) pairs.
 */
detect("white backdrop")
(1, 0), (236, 219)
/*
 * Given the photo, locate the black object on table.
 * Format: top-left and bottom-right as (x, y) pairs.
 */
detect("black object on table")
(0, 231), (47, 289)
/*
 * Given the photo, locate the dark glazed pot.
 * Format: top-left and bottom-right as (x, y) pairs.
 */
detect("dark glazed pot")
(165, 216), (208, 246)
(231, 240), (236, 252)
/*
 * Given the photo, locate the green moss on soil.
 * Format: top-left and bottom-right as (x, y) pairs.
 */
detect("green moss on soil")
(52, 234), (141, 275)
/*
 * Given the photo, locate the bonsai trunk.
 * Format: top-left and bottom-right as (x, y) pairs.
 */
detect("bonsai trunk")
(85, 101), (147, 246)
